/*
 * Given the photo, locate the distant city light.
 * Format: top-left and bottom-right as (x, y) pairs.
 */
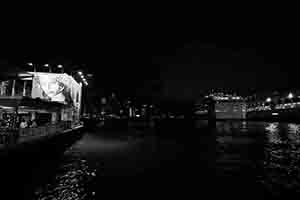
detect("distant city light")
(57, 64), (63, 68)
(272, 113), (279, 116)
(44, 64), (49, 67)
(78, 71), (83, 75)
(288, 93), (294, 99)
(266, 97), (272, 102)
(28, 63), (33, 66)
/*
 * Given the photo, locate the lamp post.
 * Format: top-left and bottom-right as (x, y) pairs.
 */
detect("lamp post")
(288, 92), (294, 99)
(28, 62), (36, 72)
(287, 93), (294, 107)
(266, 97), (272, 103)
(57, 64), (64, 73)
(44, 64), (51, 73)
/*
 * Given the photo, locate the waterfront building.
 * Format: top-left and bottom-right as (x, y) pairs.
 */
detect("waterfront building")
(212, 94), (246, 120)
(245, 90), (300, 121)
(0, 71), (82, 128)
(195, 92), (247, 120)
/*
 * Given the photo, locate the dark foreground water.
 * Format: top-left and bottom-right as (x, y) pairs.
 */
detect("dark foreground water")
(1, 120), (300, 199)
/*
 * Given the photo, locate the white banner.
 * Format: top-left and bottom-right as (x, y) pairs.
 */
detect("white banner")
(31, 73), (82, 112)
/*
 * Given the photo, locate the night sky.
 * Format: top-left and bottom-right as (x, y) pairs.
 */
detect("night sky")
(1, 18), (299, 103)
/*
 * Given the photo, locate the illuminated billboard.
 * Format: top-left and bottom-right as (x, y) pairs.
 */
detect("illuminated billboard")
(31, 72), (82, 108)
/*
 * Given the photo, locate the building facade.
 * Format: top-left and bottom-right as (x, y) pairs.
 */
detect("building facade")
(195, 92), (247, 120)
(0, 71), (82, 127)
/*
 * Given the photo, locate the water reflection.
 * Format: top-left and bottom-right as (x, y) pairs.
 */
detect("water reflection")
(265, 123), (281, 144)
(214, 121), (300, 196)
(287, 124), (300, 144)
(260, 122), (300, 195)
(29, 121), (300, 198)
(34, 149), (97, 200)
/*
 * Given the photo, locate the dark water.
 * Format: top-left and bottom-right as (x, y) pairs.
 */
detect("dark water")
(216, 121), (300, 197)
(2, 121), (300, 199)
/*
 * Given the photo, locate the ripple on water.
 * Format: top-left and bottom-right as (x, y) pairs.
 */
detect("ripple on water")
(33, 148), (97, 200)
(216, 121), (300, 196)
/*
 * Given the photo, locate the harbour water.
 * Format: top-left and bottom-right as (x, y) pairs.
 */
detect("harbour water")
(2, 120), (300, 199)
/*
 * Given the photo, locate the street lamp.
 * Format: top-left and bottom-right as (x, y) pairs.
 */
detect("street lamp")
(266, 97), (272, 102)
(27, 63), (36, 72)
(44, 64), (51, 72)
(288, 92), (294, 99)
(57, 64), (64, 73)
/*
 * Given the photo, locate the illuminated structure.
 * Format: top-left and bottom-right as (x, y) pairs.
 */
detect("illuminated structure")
(195, 92), (246, 120)
(210, 93), (246, 119)
(0, 71), (82, 127)
(246, 91), (300, 121)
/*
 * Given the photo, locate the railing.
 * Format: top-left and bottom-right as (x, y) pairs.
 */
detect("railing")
(0, 121), (74, 146)
(247, 102), (300, 112)
(0, 128), (18, 145)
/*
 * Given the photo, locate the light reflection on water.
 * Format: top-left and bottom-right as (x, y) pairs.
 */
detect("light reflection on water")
(33, 149), (97, 200)
(262, 123), (300, 195)
(216, 121), (300, 196)
(32, 121), (300, 198)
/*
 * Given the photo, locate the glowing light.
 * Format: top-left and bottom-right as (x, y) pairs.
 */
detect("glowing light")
(265, 123), (281, 144)
(288, 93), (294, 99)
(44, 64), (49, 67)
(266, 97), (272, 102)
(57, 64), (63, 68)
(78, 71), (83, 75)
(272, 113), (279, 115)
(27, 62), (33, 66)
(288, 124), (300, 134)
